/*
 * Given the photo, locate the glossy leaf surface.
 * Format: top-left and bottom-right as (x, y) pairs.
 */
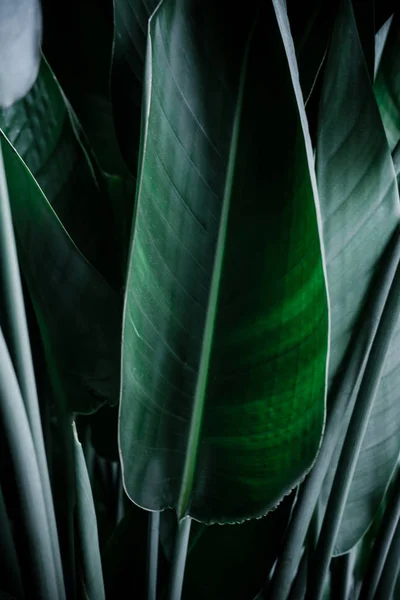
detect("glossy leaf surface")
(316, 0), (400, 553)
(120, 0), (328, 523)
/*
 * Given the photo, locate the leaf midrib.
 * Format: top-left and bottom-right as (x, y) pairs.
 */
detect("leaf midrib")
(176, 17), (257, 520)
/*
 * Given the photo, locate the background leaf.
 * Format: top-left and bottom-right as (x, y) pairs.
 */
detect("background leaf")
(374, 13), (400, 152)
(0, 59), (119, 287)
(315, 0), (400, 554)
(0, 133), (121, 413)
(40, 0), (130, 178)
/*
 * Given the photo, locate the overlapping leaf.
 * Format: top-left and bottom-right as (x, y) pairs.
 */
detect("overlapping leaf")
(40, 0), (130, 178)
(119, 0), (328, 523)
(374, 13), (400, 152)
(286, 0), (338, 103)
(316, 0), (400, 553)
(0, 59), (118, 286)
(0, 134), (121, 413)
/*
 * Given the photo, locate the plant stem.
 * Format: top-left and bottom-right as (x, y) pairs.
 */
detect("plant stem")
(330, 552), (353, 600)
(0, 327), (60, 600)
(358, 466), (400, 600)
(147, 512), (160, 600)
(373, 513), (400, 600)
(288, 550), (308, 600)
(0, 483), (24, 599)
(0, 137), (65, 597)
(73, 422), (106, 600)
(306, 249), (400, 600)
(168, 517), (192, 600)
(268, 227), (400, 600)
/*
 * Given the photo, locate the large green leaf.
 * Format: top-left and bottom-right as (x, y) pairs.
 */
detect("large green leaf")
(0, 59), (119, 287)
(119, 0), (328, 523)
(112, 0), (160, 173)
(0, 133), (121, 413)
(374, 13), (400, 152)
(315, 0), (400, 553)
(0, 0), (42, 108)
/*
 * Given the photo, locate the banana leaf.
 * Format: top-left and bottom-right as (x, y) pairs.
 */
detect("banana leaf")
(0, 0), (42, 108)
(119, 0), (328, 523)
(0, 133), (121, 413)
(315, 0), (400, 554)
(374, 13), (400, 151)
(0, 58), (119, 287)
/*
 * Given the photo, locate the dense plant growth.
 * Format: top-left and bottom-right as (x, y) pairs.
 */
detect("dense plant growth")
(1, 0), (400, 599)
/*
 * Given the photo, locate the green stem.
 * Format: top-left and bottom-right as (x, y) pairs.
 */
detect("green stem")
(330, 552), (353, 600)
(306, 246), (400, 600)
(268, 227), (400, 600)
(116, 463), (125, 525)
(73, 422), (105, 600)
(0, 327), (60, 599)
(373, 513), (400, 600)
(168, 517), (192, 600)
(147, 512), (160, 600)
(358, 467), (400, 600)
(47, 361), (77, 600)
(288, 551), (308, 600)
(0, 137), (65, 598)
(0, 482), (24, 599)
